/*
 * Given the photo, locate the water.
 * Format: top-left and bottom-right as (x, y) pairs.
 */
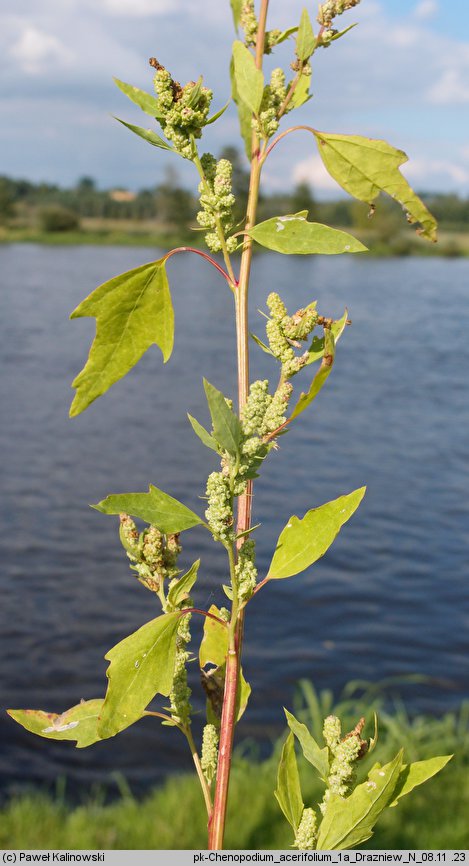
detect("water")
(1, 244), (468, 797)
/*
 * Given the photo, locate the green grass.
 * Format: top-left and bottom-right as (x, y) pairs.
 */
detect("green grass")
(2, 682), (468, 850)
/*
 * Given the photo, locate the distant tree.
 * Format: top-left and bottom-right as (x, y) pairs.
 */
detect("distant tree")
(291, 181), (316, 219)
(0, 177), (15, 223)
(39, 206), (80, 233)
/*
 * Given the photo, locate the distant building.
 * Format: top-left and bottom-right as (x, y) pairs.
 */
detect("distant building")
(109, 189), (137, 203)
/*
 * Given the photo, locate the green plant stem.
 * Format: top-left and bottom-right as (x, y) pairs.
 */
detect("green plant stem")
(184, 726), (213, 819)
(207, 0), (270, 850)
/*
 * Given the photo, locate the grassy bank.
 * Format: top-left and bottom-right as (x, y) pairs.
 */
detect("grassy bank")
(2, 683), (468, 850)
(1, 221), (469, 256)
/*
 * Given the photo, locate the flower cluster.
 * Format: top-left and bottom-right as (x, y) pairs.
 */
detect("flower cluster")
(169, 612), (192, 727)
(151, 59), (213, 159)
(119, 514), (181, 593)
(235, 538), (257, 602)
(240, 1), (288, 54)
(294, 807), (318, 850)
(266, 292), (319, 379)
(201, 723), (219, 784)
(321, 715), (367, 813)
(253, 68), (288, 140)
(205, 471), (233, 544)
(196, 155), (237, 253)
(318, 0), (361, 40)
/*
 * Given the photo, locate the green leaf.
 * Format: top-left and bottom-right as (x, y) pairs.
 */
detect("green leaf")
(232, 41), (264, 116)
(205, 100), (230, 126)
(251, 332), (275, 356)
(230, 0), (243, 29)
(290, 328), (335, 420)
(187, 413), (219, 452)
(274, 26), (299, 46)
(199, 606), (250, 722)
(167, 560), (200, 608)
(247, 212), (367, 255)
(284, 709), (329, 781)
(186, 76), (204, 108)
(114, 117), (174, 151)
(7, 700), (104, 749)
(314, 131), (437, 242)
(389, 755), (452, 807)
(268, 487), (366, 580)
(275, 732), (304, 832)
(296, 8), (315, 61)
(328, 23), (358, 43)
(70, 259), (173, 416)
(291, 72), (312, 109)
(113, 78), (163, 120)
(304, 310), (348, 366)
(316, 750), (404, 850)
(98, 611), (181, 738)
(230, 56), (253, 159)
(94, 484), (203, 533)
(203, 379), (242, 458)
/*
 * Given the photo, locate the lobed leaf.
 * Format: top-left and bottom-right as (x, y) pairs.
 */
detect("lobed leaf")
(113, 78), (163, 120)
(70, 259), (173, 416)
(187, 413), (219, 452)
(98, 611), (181, 738)
(232, 41), (264, 116)
(268, 488), (366, 580)
(7, 700), (104, 749)
(94, 484), (203, 534)
(247, 212), (367, 255)
(167, 560), (200, 608)
(285, 709), (329, 781)
(316, 751), (404, 850)
(290, 327), (335, 420)
(275, 732), (304, 832)
(314, 131), (437, 241)
(389, 755), (452, 807)
(114, 117), (174, 151)
(296, 8), (315, 61)
(203, 379), (242, 458)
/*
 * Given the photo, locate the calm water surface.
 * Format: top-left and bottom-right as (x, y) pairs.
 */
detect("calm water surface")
(1, 244), (468, 796)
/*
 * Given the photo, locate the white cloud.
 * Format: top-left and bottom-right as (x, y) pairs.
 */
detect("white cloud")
(292, 156), (340, 192)
(9, 25), (73, 74)
(428, 67), (469, 104)
(101, 0), (180, 15)
(403, 157), (469, 185)
(414, 0), (439, 20)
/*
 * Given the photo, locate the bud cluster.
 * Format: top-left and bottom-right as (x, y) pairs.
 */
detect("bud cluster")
(152, 61), (213, 159)
(235, 538), (257, 602)
(294, 807), (318, 850)
(119, 514), (181, 593)
(205, 471), (234, 544)
(240, 0), (258, 47)
(169, 611), (192, 727)
(318, 0), (361, 28)
(266, 292), (319, 379)
(321, 715), (367, 813)
(201, 723), (219, 784)
(253, 68), (288, 141)
(197, 154), (238, 253)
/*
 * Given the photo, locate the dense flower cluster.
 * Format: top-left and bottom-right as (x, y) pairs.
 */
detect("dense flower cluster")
(253, 67), (288, 140)
(266, 292), (319, 379)
(294, 807), (318, 850)
(240, 0), (288, 54)
(321, 715), (367, 813)
(318, 0), (361, 28)
(119, 515), (181, 593)
(235, 538), (257, 602)
(196, 154), (237, 253)
(205, 471), (233, 543)
(201, 723), (219, 784)
(169, 611), (192, 727)
(151, 60), (213, 159)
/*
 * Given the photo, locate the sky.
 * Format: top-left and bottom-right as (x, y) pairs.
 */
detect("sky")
(1, 0), (469, 196)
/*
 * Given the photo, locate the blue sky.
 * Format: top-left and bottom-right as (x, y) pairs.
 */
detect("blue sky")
(1, 0), (469, 196)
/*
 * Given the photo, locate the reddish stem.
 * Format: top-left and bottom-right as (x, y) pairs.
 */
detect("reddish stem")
(263, 124), (317, 162)
(163, 246), (234, 285)
(182, 608), (228, 627)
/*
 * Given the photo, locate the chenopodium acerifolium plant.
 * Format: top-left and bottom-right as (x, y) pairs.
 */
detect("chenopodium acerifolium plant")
(8, 0), (450, 850)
